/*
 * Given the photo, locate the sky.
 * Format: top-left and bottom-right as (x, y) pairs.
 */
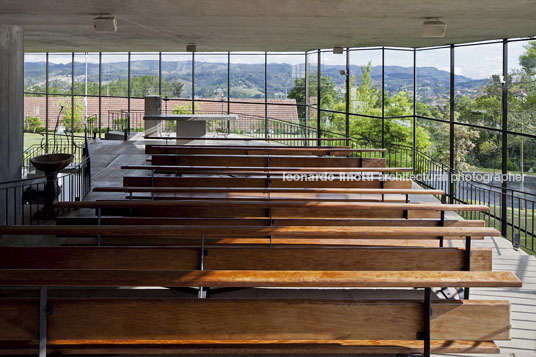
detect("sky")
(24, 40), (531, 80)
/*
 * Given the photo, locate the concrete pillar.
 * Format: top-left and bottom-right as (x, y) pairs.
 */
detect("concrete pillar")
(0, 24), (24, 224)
(144, 96), (162, 137)
(0, 24), (23, 183)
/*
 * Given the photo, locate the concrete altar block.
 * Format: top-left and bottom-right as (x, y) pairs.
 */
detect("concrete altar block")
(144, 96), (162, 137)
(176, 120), (206, 144)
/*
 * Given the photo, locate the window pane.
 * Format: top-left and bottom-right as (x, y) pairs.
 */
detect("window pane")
(24, 53), (47, 146)
(508, 40), (536, 135)
(230, 52), (264, 100)
(73, 52), (99, 96)
(417, 118), (449, 165)
(348, 49), (382, 144)
(24, 53), (46, 94)
(268, 53), (305, 127)
(455, 43), (502, 129)
(162, 53), (191, 99)
(416, 47), (449, 121)
(195, 53), (228, 99)
(306, 50), (318, 132)
(130, 52), (159, 97)
(48, 53), (72, 95)
(101, 53), (128, 97)
(384, 49), (413, 117)
(454, 125), (501, 172)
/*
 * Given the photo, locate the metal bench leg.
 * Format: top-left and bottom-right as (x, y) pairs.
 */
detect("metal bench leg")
(423, 287), (431, 357)
(39, 286), (48, 357)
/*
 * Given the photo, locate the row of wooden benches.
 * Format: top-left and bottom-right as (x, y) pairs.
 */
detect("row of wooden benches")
(0, 143), (521, 356)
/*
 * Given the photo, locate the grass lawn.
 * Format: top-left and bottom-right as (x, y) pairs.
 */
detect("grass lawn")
(23, 132), (45, 150)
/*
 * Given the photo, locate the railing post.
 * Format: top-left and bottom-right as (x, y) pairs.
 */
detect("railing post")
(345, 48), (350, 146)
(449, 44), (455, 204)
(501, 39), (509, 237)
(412, 48), (416, 171)
(317, 49), (321, 147)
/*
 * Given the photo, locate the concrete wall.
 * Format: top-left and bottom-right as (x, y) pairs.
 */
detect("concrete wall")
(0, 24), (23, 224)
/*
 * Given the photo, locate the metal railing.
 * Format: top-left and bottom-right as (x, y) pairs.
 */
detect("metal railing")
(23, 137), (87, 175)
(1, 158), (91, 226)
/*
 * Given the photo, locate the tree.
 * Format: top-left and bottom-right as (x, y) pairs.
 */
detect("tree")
(519, 41), (536, 74)
(60, 98), (85, 132)
(25, 116), (42, 133)
(287, 72), (339, 126)
(167, 79), (184, 98)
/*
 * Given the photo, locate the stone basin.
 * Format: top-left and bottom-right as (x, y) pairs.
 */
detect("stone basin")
(30, 153), (73, 174)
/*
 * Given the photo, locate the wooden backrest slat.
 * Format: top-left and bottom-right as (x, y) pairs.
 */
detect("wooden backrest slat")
(124, 176), (412, 189)
(54, 199), (490, 212)
(121, 165), (411, 173)
(151, 155), (386, 168)
(93, 186), (445, 195)
(0, 246), (492, 271)
(56, 216), (485, 227)
(145, 146), (384, 156)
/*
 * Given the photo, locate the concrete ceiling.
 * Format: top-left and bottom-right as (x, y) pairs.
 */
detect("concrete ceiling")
(1, 0), (536, 52)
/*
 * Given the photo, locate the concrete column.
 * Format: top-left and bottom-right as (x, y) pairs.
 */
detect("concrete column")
(0, 24), (24, 224)
(144, 95), (162, 137)
(0, 24), (23, 183)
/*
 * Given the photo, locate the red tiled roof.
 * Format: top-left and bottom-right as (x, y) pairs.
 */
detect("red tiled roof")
(24, 97), (298, 130)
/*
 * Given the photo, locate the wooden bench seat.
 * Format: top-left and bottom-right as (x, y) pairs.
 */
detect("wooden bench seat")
(0, 224), (501, 239)
(54, 217), (486, 246)
(0, 268), (521, 288)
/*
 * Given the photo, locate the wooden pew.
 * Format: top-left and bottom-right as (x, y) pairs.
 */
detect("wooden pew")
(151, 154), (385, 168)
(0, 267), (520, 355)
